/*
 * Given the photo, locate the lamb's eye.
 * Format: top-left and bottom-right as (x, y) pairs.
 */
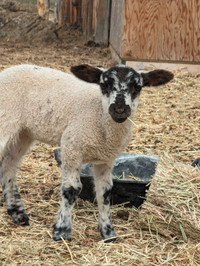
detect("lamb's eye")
(135, 85), (142, 92)
(100, 83), (110, 95)
(129, 81), (136, 88)
(100, 83), (107, 90)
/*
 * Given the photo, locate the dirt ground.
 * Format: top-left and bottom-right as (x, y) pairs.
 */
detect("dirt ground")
(0, 2), (199, 265)
(0, 2), (199, 164)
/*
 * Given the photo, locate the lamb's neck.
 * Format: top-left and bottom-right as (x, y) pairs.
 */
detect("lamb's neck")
(101, 111), (134, 142)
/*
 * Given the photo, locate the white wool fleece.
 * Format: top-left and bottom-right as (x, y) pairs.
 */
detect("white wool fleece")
(0, 64), (136, 164)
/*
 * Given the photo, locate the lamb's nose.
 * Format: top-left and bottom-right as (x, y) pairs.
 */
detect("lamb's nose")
(115, 105), (125, 113)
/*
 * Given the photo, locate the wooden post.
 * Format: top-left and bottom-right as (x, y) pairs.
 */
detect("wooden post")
(37, 0), (50, 20)
(82, 0), (111, 45)
(55, 0), (110, 45)
(56, 0), (82, 26)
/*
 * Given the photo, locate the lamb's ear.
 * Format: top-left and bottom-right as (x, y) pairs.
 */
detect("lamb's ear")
(141, 70), (174, 87)
(70, 64), (102, 84)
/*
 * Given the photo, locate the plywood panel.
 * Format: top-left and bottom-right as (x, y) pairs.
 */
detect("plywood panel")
(126, 60), (200, 73)
(121, 0), (200, 62)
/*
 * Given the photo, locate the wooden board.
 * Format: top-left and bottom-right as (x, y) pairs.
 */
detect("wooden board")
(57, 0), (82, 25)
(126, 61), (200, 73)
(56, 0), (110, 45)
(109, 0), (124, 56)
(95, 0), (111, 45)
(37, 0), (50, 19)
(82, 0), (111, 45)
(120, 0), (200, 63)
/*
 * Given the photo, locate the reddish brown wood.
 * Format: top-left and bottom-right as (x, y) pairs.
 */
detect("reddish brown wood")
(120, 0), (200, 62)
(37, 0), (50, 20)
(57, 0), (82, 26)
(56, 0), (110, 45)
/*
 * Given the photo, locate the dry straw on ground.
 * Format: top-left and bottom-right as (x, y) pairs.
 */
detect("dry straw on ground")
(0, 147), (200, 265)
(0, 2), (200, 265)
(134, 155), (200, 242)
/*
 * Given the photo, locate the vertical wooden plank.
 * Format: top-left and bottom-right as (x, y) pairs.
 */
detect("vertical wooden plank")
(121, 0), (200, 62)
(87, 0), (94, 40)
(95, 0), (111, 45)
(109, 0), (124, 56)
(37, 0), (50, 19)
(57, 0), (82, 26)
(77, 0), (82, 26)
(82, 0), (89, 37)
(93, 0), (98, 36)
(58, 0), (67, 24)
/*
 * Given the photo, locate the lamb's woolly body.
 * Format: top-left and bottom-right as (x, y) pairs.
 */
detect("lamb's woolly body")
(0, 64), (135, 163)
(0, 63), (173, 242)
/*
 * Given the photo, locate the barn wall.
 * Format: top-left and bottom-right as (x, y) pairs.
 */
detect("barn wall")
(120, 0), (200, 63)
(56, 0), (82, 25)
(56, 0), (110, 45)
(81, 0), (111, 45)
(109, 0), (124, 56)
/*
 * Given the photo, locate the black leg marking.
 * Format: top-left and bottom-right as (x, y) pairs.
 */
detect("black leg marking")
(53, 224), (72, 241)
(62, 186), (81, 205)
(7, 206), (29, 225)
(103, 187), (112, 205)
(53, 185), (82, 241)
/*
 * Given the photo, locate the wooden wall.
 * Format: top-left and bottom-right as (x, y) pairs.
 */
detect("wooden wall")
(55, 0), (82, 25)
(111, 0), (200, 63)
(56, 0), (111, 45)
(109, 0), (124, 57)
(37, 0), (50, 19)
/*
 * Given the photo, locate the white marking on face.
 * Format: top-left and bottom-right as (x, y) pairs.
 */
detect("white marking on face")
(124, 92), (132, 107)
(109, 90), (117, 105)
(126, 71), (133, 78)
(97, 67), (107, 72)
(100, 74), (104, 83)
(132, 95), (140, 112)
(102, 91), (117, 112)
(136, 75), (143, 86)
(121, 82), (128, 90)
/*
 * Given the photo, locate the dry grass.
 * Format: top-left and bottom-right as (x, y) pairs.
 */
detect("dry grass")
(0, 3), (200, 265)
(128, 70), (200, 164)
(0, 148), (200, 265)
(134, 155), (200, 241)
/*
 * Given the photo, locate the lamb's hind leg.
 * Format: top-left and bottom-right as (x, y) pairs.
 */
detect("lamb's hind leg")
(0, 132), (32, 225)
(93, 163), (117, 242)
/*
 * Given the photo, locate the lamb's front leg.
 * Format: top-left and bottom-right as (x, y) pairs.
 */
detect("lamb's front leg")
(93, 163), (117, 242)
(53, 162), (82, 241)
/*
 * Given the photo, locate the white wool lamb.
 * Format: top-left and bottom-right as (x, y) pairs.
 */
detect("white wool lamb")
(0, 64), (173, 241)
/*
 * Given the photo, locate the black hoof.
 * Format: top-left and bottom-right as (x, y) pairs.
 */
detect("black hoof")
(53, 224), (72, 241)
(99, 223), (117, 242)
(104, 235), (117, 243)
(7, 207), (29, 225)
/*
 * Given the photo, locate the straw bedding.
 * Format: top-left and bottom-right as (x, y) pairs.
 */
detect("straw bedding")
(0, 2), (200, 265)
(134, 155), (200, 242)
(0, 148), (199, 265)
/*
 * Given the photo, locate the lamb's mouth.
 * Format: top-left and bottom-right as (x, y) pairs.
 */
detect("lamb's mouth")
(109, 103), (131, 123)
(109, 112), (129, 123)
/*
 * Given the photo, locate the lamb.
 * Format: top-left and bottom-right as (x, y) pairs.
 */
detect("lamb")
(0, 64), (173, 242)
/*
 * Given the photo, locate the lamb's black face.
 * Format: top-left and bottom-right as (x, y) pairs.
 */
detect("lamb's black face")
(70, 64), (174, 123)
(100, 66), (142, 123)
